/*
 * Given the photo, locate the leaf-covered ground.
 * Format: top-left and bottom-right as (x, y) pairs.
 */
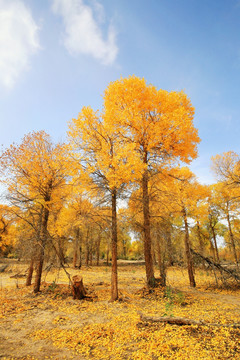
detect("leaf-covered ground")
(1, 262), (240, 359)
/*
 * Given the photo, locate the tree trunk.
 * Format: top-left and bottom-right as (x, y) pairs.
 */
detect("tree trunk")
(85, 228), (90, 266)
(226, 208), (238, 268)
(156, 235), (166, 287)
(26, 258), (34, 286)
(57, 237), (65, 266)
(96, 233), (101, 266)
(211, 223), (220, 263)
(196, 221), (204, 256)
(166, 226), (174, 266)
(111, 188), (118, 301)
(34, 243), (45, 293)
(34, 204), (49, 293)
(89, 235), (93, 266)
(182, 207), (196, 287)
(73, 228), (79, 268)
(142, 159), (155, 287)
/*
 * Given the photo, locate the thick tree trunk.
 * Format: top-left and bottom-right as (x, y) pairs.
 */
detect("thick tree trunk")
(182, 207), (196, 287)
(34, 246), (45, 293)
(111, 188), (118, 301)
(142, 162), (155, 287)
(226, 209), (239, 268)
(26, 258), (34, 286)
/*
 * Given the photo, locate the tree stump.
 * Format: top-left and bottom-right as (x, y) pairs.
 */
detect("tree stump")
(71, 275), (86, 299)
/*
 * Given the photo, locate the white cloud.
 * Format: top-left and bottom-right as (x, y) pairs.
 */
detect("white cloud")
(52, 0), (118, 65)
(0, 0), (40, 89)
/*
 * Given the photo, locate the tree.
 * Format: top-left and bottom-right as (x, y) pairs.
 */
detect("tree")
(0, 204), (16, 256)
(104, 76), (200, 286)
(0, 131), (71, 292)
(212, 182), (239, 268)
(212, 151), (240, 185)
(68, 107), (139, 301)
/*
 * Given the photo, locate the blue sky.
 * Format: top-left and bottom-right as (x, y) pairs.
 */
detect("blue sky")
(1, 0), (240, 185)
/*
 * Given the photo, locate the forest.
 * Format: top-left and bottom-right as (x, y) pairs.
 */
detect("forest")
(1, 76), (240, 359)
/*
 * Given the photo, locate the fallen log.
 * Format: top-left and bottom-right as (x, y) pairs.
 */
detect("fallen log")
(139, 313), (240, 328)
(139, 313), (204, 326)
(190, 248), (240, 281)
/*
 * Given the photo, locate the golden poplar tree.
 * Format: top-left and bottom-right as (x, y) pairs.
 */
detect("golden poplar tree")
(104, 76), (200, 286)
(0, 131), (71, 292)
(68, 107), (139, 301)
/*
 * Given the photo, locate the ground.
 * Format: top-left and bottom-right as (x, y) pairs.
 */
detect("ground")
(1, 260), (240, 359)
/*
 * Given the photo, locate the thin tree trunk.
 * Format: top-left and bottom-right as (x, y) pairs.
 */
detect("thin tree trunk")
(111, 188), (118, 301)
(89, 235), (93, 266)
(156, 235), (166, 287)
(78, 245), (82, 268)
(85, 228), (89, 266)
(142, 158), (155, 287)
(152, 239), (157, 265)
(196, 221), (204, 255)
(226, 208), (238, 268)
(34, 203), (50, 293)
(166, 226), (174, 266)
(57, 237), (65, 266)
(210, 221), (220, 263)
(73, 227), (79, 268)
(96, 233), (101, 266)
(26, 258), (34, 286)
(182, 207), (196, 287)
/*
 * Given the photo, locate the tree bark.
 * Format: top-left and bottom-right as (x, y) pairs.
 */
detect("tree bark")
(156, 234), (166, 287)
(166, 226), (174, 266)
(85, 227), (90, 266)
(34, 203), (50, 293)
(182, 207), (196, 287)
(26, 258), (34, 286)
(96, 233), (101, 266)
(111, 188), (118, 301)
(142, 157), (155, 287)
(226, 207), (238, 268)
(196, 221), (204, 256)
(73, 227), (79, 268)
(209, 216), (220, 263)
